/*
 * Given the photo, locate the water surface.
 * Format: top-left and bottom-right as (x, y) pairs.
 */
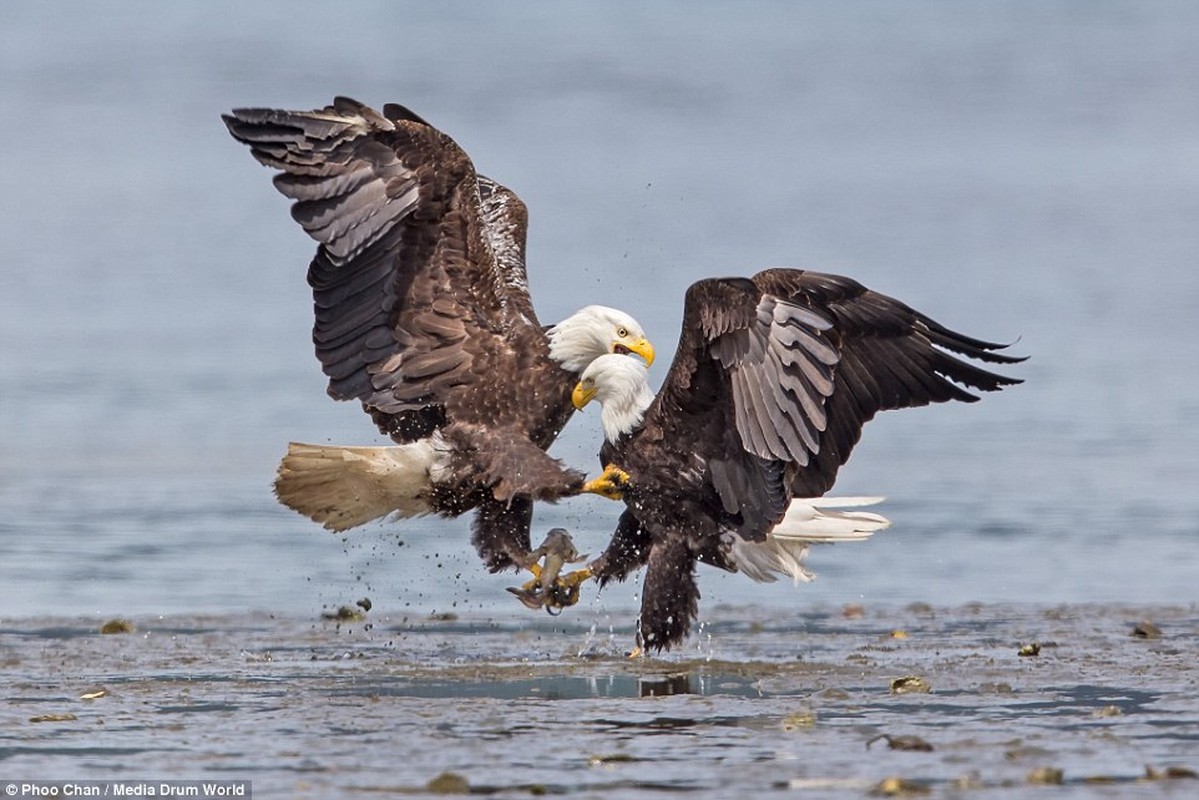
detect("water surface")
(3, 604), (1196, 797)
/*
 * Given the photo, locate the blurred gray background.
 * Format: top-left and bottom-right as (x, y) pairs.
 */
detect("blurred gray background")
(1, 1), (1195, 619)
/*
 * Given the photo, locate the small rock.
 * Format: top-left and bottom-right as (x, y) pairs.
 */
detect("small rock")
(1145, 765), (1198, 780)
(426, 771), (470, 794)
(99, 619), (135, 634)
(890, 676), (931, 694)
(1132, 620), (1162, 639)
(321, 606), (365, 622)
(1018, 642), (1041, 657)
(870, 776), (930, 796)
(1027, 767), (1064, 785)
(867, 734), (934, 752)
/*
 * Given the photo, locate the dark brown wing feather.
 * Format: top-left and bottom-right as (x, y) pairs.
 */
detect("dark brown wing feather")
(631, 268), (1024, 535)
(627, 275), (840, 536)
(223, 97), (547, 443)
(749, 268), (1024, 497)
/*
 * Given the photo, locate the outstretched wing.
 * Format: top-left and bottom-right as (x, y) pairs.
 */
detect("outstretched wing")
(637, 268), (1023, 535)
(223, 97), (543, 441)
(750, 268), (1024, 497)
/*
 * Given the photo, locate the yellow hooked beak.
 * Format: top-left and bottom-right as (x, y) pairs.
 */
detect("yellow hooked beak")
(572, 380), (597, 411)
(615, 337), (655, 367)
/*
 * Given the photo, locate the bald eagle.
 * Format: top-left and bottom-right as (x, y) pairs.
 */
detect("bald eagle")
(223, 97), (654, 574)
(567, 269), (1024, 651)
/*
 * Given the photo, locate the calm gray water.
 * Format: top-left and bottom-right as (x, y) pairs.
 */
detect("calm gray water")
(2, 1), (1197, 622)
(4, 604), (1198, 797)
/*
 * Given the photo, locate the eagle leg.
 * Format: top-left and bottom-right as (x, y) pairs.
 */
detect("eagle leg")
(582, 464), (631, 500)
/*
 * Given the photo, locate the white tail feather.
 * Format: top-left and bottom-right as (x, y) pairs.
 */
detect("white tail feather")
(771, 496), (890, 542)
(273, 439), (447, 532)
(730, 496), (890, 584)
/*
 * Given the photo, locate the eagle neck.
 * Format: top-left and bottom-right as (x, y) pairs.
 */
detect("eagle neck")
(545, 319), (596, 374)
(601, 381), (655, 445)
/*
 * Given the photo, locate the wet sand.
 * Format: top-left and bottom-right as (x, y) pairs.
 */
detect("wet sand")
(2, 603), (1196, 797)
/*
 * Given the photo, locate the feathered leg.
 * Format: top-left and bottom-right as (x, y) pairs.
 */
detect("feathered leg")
(637, 536), (700, 652)
(590, 510), (653, 588)
(471, 496), (534, 572)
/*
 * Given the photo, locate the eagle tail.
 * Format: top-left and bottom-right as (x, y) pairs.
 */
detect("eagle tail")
(731, 497), (890, 584)
(772, 496), (891, 542)
(273, 440), (443, 532)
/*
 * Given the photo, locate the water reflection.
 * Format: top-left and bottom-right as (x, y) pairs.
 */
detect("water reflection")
(638, 673), (693, 697)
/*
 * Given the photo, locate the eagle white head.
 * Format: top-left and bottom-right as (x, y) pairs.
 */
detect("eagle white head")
(547, 306), (654, 374)
(572, 353), (657, 444)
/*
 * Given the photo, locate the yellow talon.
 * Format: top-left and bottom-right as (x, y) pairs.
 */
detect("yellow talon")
(508, 566), (593, 613)
(542, 566), (593, 613)
(506, 530), (593, 613)
(560, 566), (592, 589)
(583, 464), (631, 500)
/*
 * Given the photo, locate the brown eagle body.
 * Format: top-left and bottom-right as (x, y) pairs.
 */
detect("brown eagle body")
(223, 98), (652, 572)
(576, 269), (1024, 650)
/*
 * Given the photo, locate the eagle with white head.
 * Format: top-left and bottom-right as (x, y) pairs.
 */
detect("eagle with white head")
(566, 269), (1023, 651)
(223, 97), (654, 575)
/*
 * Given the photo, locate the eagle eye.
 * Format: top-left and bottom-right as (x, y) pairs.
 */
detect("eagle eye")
(617, 326), (629, 338)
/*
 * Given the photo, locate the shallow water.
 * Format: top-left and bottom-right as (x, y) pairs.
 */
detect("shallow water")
(3, 604), (1197, 797)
